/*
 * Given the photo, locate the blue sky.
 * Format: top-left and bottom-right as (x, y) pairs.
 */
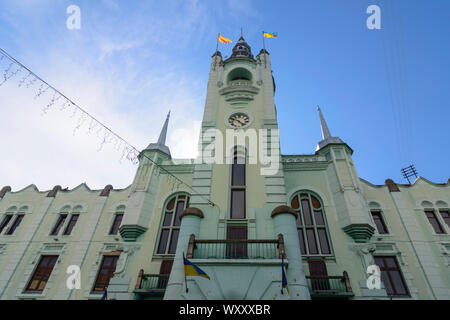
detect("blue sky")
(0, 0), (449, 190)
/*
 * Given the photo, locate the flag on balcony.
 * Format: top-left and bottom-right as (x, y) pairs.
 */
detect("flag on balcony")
(184, 255), (211, 280)
(282, 257), (289, 294)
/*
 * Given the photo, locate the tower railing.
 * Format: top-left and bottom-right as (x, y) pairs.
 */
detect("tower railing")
(186, 234), (286, 260)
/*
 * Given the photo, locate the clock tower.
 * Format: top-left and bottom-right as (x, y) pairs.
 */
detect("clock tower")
(164, 35), (310, 300)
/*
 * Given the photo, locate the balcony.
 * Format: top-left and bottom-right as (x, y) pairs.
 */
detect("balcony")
(187, 234), (286, 260)
(134, 270), (169, 299)
(305, 272), (354, 299)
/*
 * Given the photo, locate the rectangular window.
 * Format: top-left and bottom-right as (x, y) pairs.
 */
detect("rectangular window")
(63, 214), (79, 235)
(226, 226), (247, 258)
(425, 210), (446, 234)
(50, 214), (67, 236)
(24, 255), (58, 293)
(439, 210), (450, 229)
(168, 229), (179, 254)
(0, 214), (13, 234)
(301, 199), (313, 225)
(231, 162), (246, 186)
(298, 229), (306, 255)
(92, 255), (119, 293)
(371, 211), (389, 234)
(6, 214), (24, 235)
(157, 229), (170, 254)
(374, 256), (409, 297)
(317, 228), (331, 254)
(109, 214), (123, 235)
(230, 189), (246, 219)
(306, 228), (318, 254)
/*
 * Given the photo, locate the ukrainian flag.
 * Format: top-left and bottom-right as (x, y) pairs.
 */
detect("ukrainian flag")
(184, 256), (210, 280)
(263, 32), (278, 38)
(282, 257), (289, 294)
(101, 289), (108, 300)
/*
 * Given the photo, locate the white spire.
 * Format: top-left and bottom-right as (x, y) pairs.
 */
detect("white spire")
(316, 106), (345, 151)
(157, 111), (170, 145)
(317, 105), (331, 140)
(144, 111), (171, 156)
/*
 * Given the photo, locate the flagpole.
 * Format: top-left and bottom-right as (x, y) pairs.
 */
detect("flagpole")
(214, 33), (219, 71)
(183, 252), (189, 293)
(262, 31), (267, 69)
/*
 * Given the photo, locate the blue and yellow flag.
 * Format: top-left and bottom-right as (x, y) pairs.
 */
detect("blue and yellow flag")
(263, 32), (278, 38)
(184, 255), (211, 280)
(101, 289), (108, 300)
(282, 257), (289, 294)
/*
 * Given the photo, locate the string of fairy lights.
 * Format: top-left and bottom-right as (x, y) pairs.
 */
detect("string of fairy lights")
(0, 47), (216, 208)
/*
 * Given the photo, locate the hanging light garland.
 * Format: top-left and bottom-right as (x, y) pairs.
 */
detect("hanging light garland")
(0, 47), (216, 208)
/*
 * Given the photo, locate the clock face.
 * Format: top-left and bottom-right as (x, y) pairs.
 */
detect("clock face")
(228, 113), (250, 128)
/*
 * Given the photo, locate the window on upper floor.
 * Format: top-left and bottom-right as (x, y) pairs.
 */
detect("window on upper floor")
(374, 256), (410, 297)
(439, 209), (450, 229)
(109, 206), (125, 235)
(50, 206), (82, 236)
(291, 192), (332, 256)
(50, 214), (67, 236)
(424, 210), (446, 234)
(156, 194), (190, 255)
(91, 255), (119, 294)
(63, 213), (79, 236)
(0, 214), (13, 234)
(24, 255), (58, 293)
(230, 151), (246, 219)
(371, 211), (389, 234)
(5, 213), (24, 235)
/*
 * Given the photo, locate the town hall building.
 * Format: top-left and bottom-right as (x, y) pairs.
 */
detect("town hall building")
(0, 36), (449, 300)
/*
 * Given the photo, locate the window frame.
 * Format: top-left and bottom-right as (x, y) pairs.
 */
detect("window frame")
(374, 255), (410, 297)
(155, 193), (190, 256)
(5, 213), (25, 235)
(49, 213), (68, 236)
(424, 209), (446, 234)
(371, 210), (389, 234)
(24, 255), (58, 294)
(230, 152), (246, 220)
(91, 255), (119, 294)
(62, 213), (80, 236)
(0, 214), (13, 235)
(291, 192), (333, 257)
(109, 212), (124, 235)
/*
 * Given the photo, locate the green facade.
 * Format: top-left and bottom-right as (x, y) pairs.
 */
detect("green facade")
(0, 38), (449, 300)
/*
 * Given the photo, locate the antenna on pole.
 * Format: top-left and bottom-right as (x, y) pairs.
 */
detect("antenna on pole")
(401, 165), (418, 184)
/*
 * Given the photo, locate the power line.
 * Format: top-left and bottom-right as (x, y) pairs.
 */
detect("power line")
(0, 47), (216, 208)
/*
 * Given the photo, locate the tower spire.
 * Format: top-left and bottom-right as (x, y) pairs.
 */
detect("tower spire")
(157, 111), (170, 145)
(316, 106), (345, 151)
(317, 105), (331, 140)
(144, 111), (171, 157)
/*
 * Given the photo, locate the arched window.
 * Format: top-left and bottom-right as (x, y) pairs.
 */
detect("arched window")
(291, 192), (332, 256)
(230, 150), (246, 219)
(0, 206), (25, 236)
(156, 194), (190, 255)
(227, 67), (252, 83)
(50, 205), (81, 236)
(109, 205), (125, 235)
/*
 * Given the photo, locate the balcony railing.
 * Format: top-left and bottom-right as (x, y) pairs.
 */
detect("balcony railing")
(135, 270), (169, 294)
(306, 271), (353, 297)
(187, 234), (286, 260)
